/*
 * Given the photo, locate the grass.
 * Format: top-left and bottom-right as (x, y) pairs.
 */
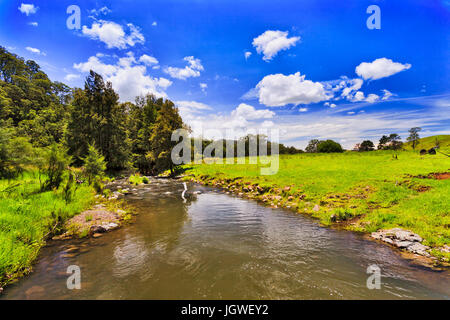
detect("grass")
(403, 134), (450, 152)
(129, 174), (149, 185)
(183, 149), (450, 261)
(0, 171), (94, 287)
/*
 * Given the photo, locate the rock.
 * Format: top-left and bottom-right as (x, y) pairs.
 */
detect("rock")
(92, 233), (103, 238)
(283, 186), (291, 192)
(90, 225), (106, 233)
(0, 287), (3, 294)
(313, 205), (320, 212)
(407, 242), (431, 256)
(288, 196), (294, 201)
(371, 228), (429, 256)
(102, 222), (119, 231)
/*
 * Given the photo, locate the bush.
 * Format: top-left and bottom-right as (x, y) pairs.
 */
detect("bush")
(39, 144), (72, 191)
(317, 140), (344, 153)
(83, 144), (106, 185)
(0, 126), (33, 178)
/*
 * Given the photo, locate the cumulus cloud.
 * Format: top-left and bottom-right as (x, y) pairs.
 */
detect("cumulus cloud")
(28, 22), (38, 27)
(139, 54), (159, 66)
(152, 21), (157, 26)
(365, 93), (379, 103)
(355, 58), (411, 80)
(299, 108), (308, 112)
(82, 20), (144, 49)
(244, 51), (252, 60)
(74, 52), (172, 102)
(25, 46), (45, 55)
(164, 56), (204, 80)
(18, 3), (38, 15)
(252, 30), (300, 61)
(231, 103), (275, 120)
(200, 83), (207, 93)
(254, 72), (329, 107)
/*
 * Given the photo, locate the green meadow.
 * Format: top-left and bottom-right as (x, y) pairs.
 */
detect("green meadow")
(184, 148), (450, 260)
(0, 172), (94, 287)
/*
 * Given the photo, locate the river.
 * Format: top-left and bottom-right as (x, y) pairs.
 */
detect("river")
(2, 178), (449, 299)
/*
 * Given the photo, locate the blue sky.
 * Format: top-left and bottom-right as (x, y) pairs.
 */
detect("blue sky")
(1, 0), (449, 148)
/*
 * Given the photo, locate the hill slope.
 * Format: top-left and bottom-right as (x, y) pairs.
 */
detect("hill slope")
(403, 135), (450, 151)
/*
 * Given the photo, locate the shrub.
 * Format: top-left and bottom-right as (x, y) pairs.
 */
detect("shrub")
(317, 140), (344, 153)
(83, 144), (106, 185)
(39, 144), (72, 191)
(0, 126), (33, 178)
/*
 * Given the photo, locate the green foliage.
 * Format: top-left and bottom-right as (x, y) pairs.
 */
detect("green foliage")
(39, 143), (71, 191)
(0, 125), (33, 178)
(317, 140), (344, 153)
(406, 127), (421, 150)
(359, 140), (375, 151)
(0, 171), (94, 287)
(148, 99), (184, 175)
(129, 174), (144, 185)
(66, 70), (130, 170)
(83, 144), (106, 184)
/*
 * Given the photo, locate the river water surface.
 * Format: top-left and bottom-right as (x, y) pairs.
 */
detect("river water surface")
(3, 179), (449, 299)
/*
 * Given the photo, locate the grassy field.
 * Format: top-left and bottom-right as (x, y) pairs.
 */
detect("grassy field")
(0, 171), (94, 287)
(184, 149), (450, 260)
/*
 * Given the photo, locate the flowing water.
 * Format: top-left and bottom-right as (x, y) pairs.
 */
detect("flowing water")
(2, 179), (449, 299)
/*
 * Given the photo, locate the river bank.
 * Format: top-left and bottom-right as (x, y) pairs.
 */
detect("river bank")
(182, 151), (450, 266)
(3, 178), (449, 300)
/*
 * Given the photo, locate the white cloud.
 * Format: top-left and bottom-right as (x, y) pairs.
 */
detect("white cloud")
(90, 6), (112, 16)
(164, 56), (204, 80)
(252, 30), (300, 61)
(82, 20), (145, 49)
(244, 51), (252, 60)
(340, 78), (364, 98)
(139, 54), (159, 66)
(152, 21), (157, 26)
(330, 103), (337, 108)
(355, 58), (411, 80)
(231, 103), (275, 120)
(254, 72), (329, 107)
(381, 89), (393, 100)
(28, 22), (38, 27)
(74, 56), (118, 76)
(74, 52), (172, 102)
(64, 74), (80, 81)
(299, 108), (308, 112)
(18, 4), (38, 16)
(200, 83), (207, 93)
(365, 93), (379, 103)
(25, 46), (45, 55)
(347, 111), (355, 115)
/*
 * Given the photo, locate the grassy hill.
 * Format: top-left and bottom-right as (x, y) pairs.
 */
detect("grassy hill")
(403, 135), (450, 151)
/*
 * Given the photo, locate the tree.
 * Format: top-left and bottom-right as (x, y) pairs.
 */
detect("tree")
(305, 139), (321, 153)
(378, 135), (389, 149)
(359, 140), (375, 151)
(317, 140), (344, 153)
(388, 133), (403, 150)
(407, 127), (421, 150)
(66, 71), (130, 170)
(83, 144), (106, 184)
(148, 99), (184, 175)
